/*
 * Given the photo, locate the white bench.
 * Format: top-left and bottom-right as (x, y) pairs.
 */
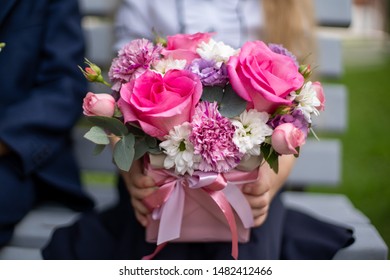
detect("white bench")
(0, 0), (387, 260)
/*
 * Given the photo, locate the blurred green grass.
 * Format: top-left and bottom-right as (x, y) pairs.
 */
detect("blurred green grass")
(310, 54), (390, 251)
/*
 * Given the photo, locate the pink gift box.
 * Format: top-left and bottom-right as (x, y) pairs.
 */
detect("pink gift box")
(143, 154), (260, 254)
(146, 183), (250, 244)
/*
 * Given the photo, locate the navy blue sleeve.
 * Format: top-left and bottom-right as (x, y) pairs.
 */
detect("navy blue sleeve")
(0, 0), (88, 174)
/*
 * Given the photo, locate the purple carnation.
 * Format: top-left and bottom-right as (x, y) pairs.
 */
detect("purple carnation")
(187, 58), (228, 87)
(268, 109), (309, 137)
(189, 102), (242, 172)
(108, 39), (162, 91)
(268, 43), (298, 67)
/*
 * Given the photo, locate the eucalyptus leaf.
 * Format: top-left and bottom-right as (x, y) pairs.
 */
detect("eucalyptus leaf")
(113, 133), (135, 171)
(86, 116), (128, 136)
(93, 144), (106, 155)
(201, 86), (224, 103)
(134, 140), (150, 160)
(219, 84), (247, 118)
(84, 126), (110, 145)
(134, 135), (161, 160)
(145, 135), (158, 148)
(127, 123), (146, 136)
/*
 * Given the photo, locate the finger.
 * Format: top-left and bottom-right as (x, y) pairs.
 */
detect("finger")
(242, 182), (269, 196)
(244, 191), (270, 209)
(131, 197), (151, 216)
(133, 175), (155, 189)
(135, 211), (149, 227)
(129, 184), (157, 200)
(253, 212), (268, 227)
(251, 205), (269, 219)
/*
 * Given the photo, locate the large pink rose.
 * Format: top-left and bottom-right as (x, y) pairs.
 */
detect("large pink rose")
(227, 41), (304, 113)
(162, 32), (213, 62)
(271, 123), (306, 155)
(83, 92), (116, 117)
(312, 81), (325, 111)
(118, 69), (202, 139)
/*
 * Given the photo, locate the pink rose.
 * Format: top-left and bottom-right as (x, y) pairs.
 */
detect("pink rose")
(312, 81), (325, 111)
(271, 123), (306, 155)
(83, 92), (116, 117)
(118, 69), (202, 139)
(162, 32), (214, 62)
(227, 41), (304, 113)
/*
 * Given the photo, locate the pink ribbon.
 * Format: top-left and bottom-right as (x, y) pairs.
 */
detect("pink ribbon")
(142, 163), (259, 260)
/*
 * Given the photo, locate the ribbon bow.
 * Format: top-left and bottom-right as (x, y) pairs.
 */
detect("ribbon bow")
(142, 162), (259, 259)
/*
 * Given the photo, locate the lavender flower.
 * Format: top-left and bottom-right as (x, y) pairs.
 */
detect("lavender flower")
(189, 102), (242, 172)
(268, 43), (298, 67)
(187, 58), (228, 87)
(268, 109), (309, 137)
(108, 39), (162, 91)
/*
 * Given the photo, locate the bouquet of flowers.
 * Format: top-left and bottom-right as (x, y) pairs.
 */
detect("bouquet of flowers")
(80, 32), (325, 259)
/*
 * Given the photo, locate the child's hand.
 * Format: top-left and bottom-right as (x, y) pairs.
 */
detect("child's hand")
(120, 159), (156, 227)
(242, 155), (295, 227)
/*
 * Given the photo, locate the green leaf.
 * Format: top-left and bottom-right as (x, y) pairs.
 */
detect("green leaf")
(134, 135), (160, 160)
(145, 135), (158, 148)
(86, 116), (128, 136)
(219, 84), (247, 118)
(201, 86), (224, 103)
(84, 126), (110, 145)
(93, 144), (106, 155)
(113, 133), (135, 171)
(267, 151), (279, 174)
(134, 140), (150, 160)
(294, 146), (301, 158)
(261, 144), (279, 173)
(127, 123), (146, 136)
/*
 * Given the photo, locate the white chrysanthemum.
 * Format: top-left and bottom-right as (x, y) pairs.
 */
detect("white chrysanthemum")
(152, 57), (186, 74)
(159, 122), (199, 175)
(196, 39), (239, 63)
(289, 81), (321, 123)
(232, 109), (273, 156)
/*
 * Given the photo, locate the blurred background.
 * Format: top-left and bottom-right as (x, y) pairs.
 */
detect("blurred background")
(311, 0), (390, 254)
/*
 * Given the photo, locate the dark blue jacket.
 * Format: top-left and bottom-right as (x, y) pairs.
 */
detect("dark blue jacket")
(0, 0), (93, 245)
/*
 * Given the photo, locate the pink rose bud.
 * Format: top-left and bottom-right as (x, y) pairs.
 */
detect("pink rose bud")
(78, 58), (111, 87)
(312, 81), (325, 111)
(299, 64), (312, 79)
(83, 92), (116, 117)
(271, 123), (306, 155)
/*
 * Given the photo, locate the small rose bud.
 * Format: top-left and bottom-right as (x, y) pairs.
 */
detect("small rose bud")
(82, 92), (116, 117)
(299, 64), (312, 79)
(271, 123), (306, 155)
(79, 58), (111, 86)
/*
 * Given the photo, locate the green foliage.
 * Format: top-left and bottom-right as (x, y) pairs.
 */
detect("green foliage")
(85, 116), (134, 172)
(202, 86), (223, 103)
(218, 84), (247, 118)
(84, 126), (110, 145)
(202, 84), (247, 118)
(113, 133), (135, 172)
(86, 116), (128, 136)
(261, 143), (279, 173)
